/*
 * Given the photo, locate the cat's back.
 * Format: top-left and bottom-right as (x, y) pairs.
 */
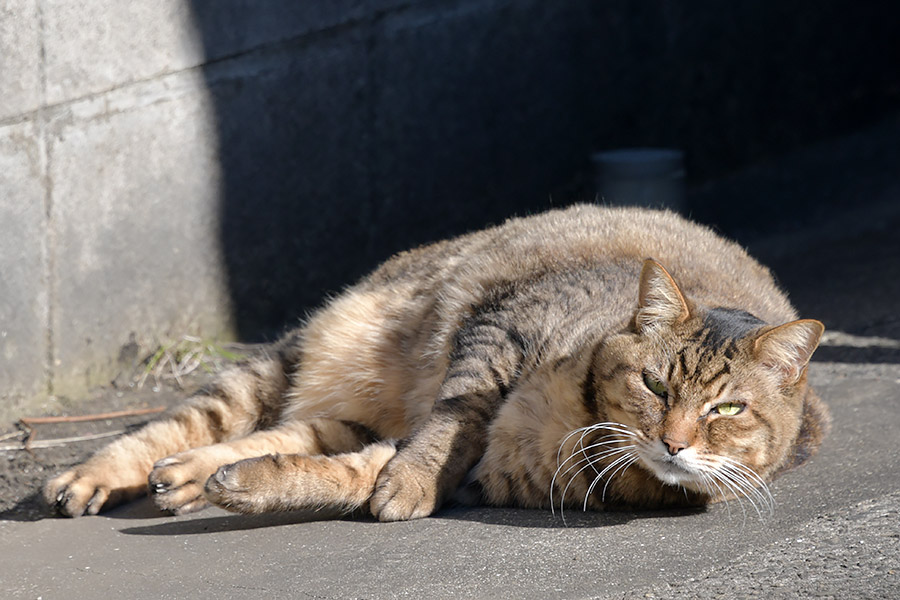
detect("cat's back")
(289, 205), (797, 437)
(364, 205), (795, 326)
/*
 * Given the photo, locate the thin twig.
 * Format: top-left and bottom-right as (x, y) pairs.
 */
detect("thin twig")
(0, 430), (126, 452)
(18, 406), (166, 427)
(0, 430), (24, 443)
(18, 406), (166, 450)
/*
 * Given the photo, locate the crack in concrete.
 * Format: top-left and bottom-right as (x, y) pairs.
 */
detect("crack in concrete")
(36, 0), (56, 398)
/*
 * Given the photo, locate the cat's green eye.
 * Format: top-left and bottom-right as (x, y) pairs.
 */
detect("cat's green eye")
(715, 402), (745, 416)
(642, 373), (668, 398)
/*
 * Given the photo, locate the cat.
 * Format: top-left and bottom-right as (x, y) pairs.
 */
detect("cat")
(45, 204), (829, 521)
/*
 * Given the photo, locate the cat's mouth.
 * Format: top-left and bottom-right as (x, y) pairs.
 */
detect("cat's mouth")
(640, 449), (703, 487)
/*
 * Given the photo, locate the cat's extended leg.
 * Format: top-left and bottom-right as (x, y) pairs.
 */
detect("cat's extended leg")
(44, 347), (297, 517)
(369, 312), (523, 521)
(147, 418), (378, 514)
(204, 442), (397, 514)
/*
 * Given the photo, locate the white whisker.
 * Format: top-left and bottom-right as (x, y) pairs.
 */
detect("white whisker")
(704, 457), (773, 517)
(582, 448), (637, 506)
(710, 471), (750, 526)
(596, 454), (640, 507)
(718, 464), (774, 517)
(558, 457), (606, 524)
(691, 453), (774, 522)
(718, 457), (776, 514)
(555, 423), (638, 467)
(551, 444), (634, 516)
(577, 432), (633, 476)
(551, 422), (641, 523)
(554, 438), (634, 484)
(707, 468), (752, 525)
(704, 464), (766, 522)
(698, 471), (732, 520)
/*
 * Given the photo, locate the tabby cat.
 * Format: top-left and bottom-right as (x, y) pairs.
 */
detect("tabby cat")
(45, 205), (829, 521)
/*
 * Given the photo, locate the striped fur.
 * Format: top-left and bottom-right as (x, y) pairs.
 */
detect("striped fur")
(45, 205), (829, 520)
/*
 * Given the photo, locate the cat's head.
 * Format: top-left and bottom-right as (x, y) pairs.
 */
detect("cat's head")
(594, 259), (824, 501)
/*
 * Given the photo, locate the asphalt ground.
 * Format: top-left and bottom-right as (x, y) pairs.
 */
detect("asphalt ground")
(2, 120), (899, 599)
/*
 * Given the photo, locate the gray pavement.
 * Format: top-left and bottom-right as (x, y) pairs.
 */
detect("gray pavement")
(2, 363), (899, 599)
(3, 121), (900, 599)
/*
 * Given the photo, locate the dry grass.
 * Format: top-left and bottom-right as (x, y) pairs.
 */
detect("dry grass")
(135, 335), (251, 390)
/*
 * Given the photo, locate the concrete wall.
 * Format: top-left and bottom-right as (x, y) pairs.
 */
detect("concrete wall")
(1, 0), (898, 419)
(0, 0), (233, 419)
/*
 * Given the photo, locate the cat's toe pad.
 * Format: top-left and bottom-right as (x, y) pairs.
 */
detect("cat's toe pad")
(44, 465), (145, 517)
(203, 456), (269, 512)
(148, 452), (217, 514)
(209, 463), (244, 492)
(45, 470), (110, 517)
(152, 456), (180, 469)
(370, 459), (438, 521)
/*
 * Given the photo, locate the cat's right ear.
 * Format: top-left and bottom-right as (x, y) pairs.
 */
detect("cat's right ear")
(636, 259), (690, 332)
(753, 319), (825, 384)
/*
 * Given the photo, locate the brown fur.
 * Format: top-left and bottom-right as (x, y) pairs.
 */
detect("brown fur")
(45, 205), (829, 520)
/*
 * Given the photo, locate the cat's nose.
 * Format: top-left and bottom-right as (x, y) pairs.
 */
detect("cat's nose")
(662, 436), (688, 456)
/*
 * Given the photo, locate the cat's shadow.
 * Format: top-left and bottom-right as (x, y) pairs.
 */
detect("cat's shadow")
(4, 493), (705, 533)
(114, 499), (706, 536)
(437, 503), (706, 529)
(114, 497), (354, 535)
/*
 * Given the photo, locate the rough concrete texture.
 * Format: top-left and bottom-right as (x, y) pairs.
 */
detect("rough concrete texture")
(0, 0), (42, 120)
(1, 365), (898, 599)
(0, 120), (48, 406)
(47, 70), (233, 397)
(41, 0), (205, 105)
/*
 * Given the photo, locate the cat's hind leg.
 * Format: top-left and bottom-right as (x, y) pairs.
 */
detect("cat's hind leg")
(44, 350), (295, 517)
(148, 418), (377, 514)
(203, 442), (397, 514)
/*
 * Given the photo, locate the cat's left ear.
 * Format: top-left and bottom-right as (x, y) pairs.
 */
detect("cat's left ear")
(636, 259), (691, 332)
(753, 319), (825, 384)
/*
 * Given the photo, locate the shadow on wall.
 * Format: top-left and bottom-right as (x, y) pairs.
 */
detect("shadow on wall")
(185, 2), (592, 342)
(185, 1), (900, 343)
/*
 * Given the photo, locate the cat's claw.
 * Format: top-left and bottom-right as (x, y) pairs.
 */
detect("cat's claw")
(44, 468), (116, 517)
(148, 452), (214, 515)
(214, 465), (229, 485)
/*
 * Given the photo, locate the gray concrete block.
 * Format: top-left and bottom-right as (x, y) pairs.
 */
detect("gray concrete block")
(47, 70), (234, 395)
(0, 119), (49, 419)
(0, 0), (42, 120)
(42, 0), (205, 105)
(41, 0), (412, 107)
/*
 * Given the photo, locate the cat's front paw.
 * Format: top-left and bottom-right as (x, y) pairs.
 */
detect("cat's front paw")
(148, 451), (221, 515)
(203, 455), (271, 514)
(44, 464), (145, 517)
(369, 456), (439, 521)
(45, 469), (109, 517)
